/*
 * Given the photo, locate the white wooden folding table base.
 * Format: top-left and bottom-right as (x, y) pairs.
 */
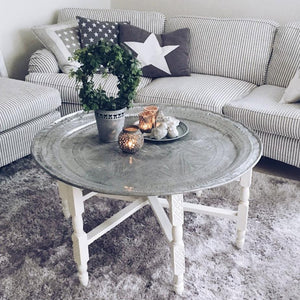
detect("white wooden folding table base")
(57, 169), (252, 295)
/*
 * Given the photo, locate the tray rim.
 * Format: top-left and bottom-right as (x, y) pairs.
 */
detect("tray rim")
(31, 105), (263, 196)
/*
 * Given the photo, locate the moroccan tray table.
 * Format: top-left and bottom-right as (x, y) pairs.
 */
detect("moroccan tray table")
(31, 105), (262, 295)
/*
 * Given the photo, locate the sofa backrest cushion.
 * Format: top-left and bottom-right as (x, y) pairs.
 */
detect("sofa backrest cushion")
(166, 16), (278, 85)
(266, 22), (300, 88)
(58, 8), (166, 34)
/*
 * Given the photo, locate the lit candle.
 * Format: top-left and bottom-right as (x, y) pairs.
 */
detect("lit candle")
(118, 125), (144, 153)
(138, 111), (153, 133)
(127, 139), (135, 149)
(144, 105), (159, 127)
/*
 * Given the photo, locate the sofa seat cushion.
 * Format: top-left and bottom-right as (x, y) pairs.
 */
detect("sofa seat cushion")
(25, 73), (152, 105)
(135, 73), (256, 114)
(0, 78), (61, 132)
(223, 85), (300, 139)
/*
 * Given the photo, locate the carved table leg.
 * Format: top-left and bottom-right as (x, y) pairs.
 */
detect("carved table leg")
(236, 169), (252, 249)
(57, 181), (71, 219)
(61, 184), (89, 286)
(167, 194), (185, 295)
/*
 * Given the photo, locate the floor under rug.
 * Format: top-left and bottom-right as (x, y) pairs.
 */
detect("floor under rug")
(0, 156), (299, 300)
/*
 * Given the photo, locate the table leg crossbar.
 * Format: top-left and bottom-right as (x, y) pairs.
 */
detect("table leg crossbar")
(149, 196), (173, 242)
(87, 198), (148, 245)
(57, 169), (253, 294)
(156, 197), (238, 220)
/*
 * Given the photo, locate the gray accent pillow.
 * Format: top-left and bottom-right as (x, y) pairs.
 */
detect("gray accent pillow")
(55, 27), (81, 54)
(32, 21), (80, 74)
(119, 24), (190, 78)
(76, 16), (120, 47)
(76, 16), (129, 48)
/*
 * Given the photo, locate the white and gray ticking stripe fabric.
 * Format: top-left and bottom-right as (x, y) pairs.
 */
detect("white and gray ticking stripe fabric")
(223, 85), (300, 139)
(135, 73), (256, 114)
(0, 111), (60, 167)
(26, 73), (81, 104)
(58, 8), (166, 34)
(166, 16), (278, 85)
(255, 131), (300, 168)
(59, 103), (83, 117)
(0, 78), (61, 132)
(266, 22), (300, 88)
(25, 73), (152, 105)
(28, 49), (60, 74)
(101, 74), (152, 99)
(26, 73), (85, 104)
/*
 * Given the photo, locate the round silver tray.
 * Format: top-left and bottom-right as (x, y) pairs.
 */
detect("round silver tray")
(32, 105), (262, 196)
(144, 121), (189, 142)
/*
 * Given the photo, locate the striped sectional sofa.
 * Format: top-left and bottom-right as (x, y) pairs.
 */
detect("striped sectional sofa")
(0, 51), (61, 167)
(0, 78), (61, 167)
(25, 8), (300, 168)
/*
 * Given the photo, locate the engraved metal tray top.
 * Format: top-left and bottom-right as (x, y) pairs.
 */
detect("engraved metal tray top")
(144, 121), (189, 142)
(32, 105), (262, 196)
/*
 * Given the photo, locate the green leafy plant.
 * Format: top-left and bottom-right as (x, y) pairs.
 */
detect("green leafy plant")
(70, 40), (142, 111)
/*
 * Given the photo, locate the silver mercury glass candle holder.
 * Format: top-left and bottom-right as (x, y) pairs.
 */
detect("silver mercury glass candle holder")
(118, 125), (144, 153)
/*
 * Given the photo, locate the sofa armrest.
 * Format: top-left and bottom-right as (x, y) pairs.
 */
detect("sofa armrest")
(28, 49), (60, 74)
(0, 50), (8, 77)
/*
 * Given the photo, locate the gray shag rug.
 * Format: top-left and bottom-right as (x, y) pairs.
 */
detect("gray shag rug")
(0, 156), (299, 300)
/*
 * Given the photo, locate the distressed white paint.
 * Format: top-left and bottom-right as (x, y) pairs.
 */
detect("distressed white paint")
(59, 184), (89, 286)
(87, 199), (148, 245)
(57, 167), (254, 294)
(57, 181), (71, 219)
(236, 170), (252, 249)
(183, 202), (238, 220)
(168, 194), (185, 295)
(148, 196), (172, 242)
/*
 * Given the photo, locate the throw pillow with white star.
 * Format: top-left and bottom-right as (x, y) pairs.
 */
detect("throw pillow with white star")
(76, 16), (128, 48)
(119, 24), (190, 78)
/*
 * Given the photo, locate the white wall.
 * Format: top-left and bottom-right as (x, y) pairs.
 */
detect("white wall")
(0, 0), (110, 79)
(111, 0), (300, 24)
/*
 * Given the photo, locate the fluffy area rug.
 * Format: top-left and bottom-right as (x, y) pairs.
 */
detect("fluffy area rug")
(0, 156), (299, 300)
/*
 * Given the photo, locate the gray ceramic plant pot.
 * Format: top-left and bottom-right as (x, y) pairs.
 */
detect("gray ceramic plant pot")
(94, 108), (126, 143)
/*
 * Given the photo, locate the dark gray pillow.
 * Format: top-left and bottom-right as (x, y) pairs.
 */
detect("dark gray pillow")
(76, 16), (122, 48)
(119, 24), (191, 78)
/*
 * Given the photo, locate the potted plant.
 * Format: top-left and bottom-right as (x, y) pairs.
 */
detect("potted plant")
(70, 40), (142, 142)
